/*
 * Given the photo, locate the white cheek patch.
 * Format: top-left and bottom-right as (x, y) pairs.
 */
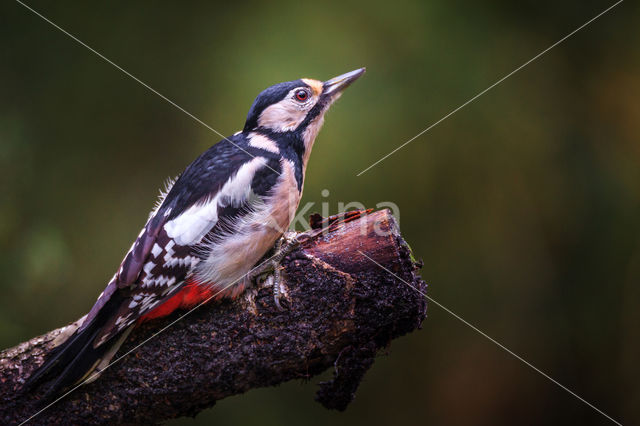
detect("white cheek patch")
(163, 198), (219, 246)
(163, 157), (267, 245)
(258, 101), (307, 132)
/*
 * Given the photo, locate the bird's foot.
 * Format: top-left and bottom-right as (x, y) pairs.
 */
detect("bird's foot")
(249, 232), (300, 310)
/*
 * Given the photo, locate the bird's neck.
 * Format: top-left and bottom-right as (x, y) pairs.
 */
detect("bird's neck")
(251, 129), (305, 192)
(251, 114), (325, 192)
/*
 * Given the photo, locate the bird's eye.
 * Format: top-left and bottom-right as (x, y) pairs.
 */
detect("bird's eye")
(295, 89), (309, 102)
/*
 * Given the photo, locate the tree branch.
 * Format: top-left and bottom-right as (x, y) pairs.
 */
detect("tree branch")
(0, 210), (427, 425)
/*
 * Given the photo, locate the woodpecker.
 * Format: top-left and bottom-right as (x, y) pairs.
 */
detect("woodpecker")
(24, 68), (365, 396)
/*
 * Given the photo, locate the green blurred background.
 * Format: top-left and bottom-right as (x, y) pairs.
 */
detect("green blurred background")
(2, 0), (639, 424)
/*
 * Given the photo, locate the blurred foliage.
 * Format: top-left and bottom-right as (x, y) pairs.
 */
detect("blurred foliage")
(1, 0), (639, 424)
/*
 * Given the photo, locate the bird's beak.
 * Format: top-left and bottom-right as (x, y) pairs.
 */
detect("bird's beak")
(323, 68), (366, 96)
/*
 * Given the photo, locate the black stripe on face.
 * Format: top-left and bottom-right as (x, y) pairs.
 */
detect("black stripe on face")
(299, 96), (329, 129)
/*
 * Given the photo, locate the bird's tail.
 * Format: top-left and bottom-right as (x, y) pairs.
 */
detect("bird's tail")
(21, 294), (132, 399)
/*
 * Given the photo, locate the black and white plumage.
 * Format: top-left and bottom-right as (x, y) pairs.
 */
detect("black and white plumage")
(24, 68), (366, 396)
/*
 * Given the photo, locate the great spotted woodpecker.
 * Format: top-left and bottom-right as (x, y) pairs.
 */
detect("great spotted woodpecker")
(24, 68), (365, 396)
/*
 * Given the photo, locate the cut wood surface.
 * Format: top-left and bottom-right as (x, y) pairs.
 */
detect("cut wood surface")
(0, 209), (427, 425)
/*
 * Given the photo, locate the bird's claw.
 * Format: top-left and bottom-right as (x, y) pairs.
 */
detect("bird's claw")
(248, 233), (300, 310)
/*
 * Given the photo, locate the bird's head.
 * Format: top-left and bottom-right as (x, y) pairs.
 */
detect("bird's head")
(243, 68), (365, 154)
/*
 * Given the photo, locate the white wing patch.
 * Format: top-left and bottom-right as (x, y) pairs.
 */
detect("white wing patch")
(163, 157), (267, 246)
(194, 158), (301, 288)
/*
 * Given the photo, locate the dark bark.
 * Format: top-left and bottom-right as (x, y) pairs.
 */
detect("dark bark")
(0, 210), (427, 425)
